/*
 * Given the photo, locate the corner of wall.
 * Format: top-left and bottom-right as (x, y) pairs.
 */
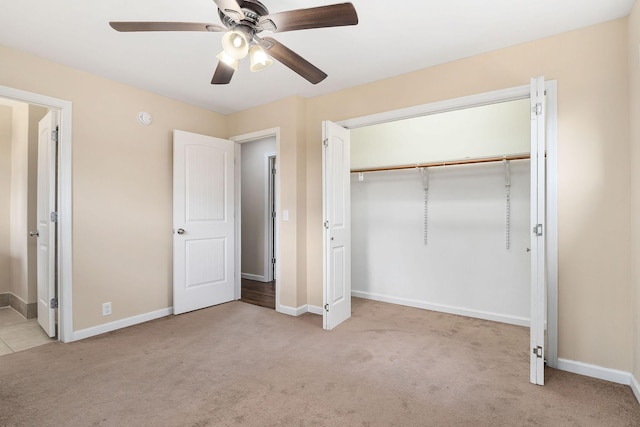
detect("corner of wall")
(0, 105), (12, 295)
(628, 0), (640, 386)
(295, 96), (308, 307)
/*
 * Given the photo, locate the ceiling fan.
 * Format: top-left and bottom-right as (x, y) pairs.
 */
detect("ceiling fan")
(109, 0), (359, 85)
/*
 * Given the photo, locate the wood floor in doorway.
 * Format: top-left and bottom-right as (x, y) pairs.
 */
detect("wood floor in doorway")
(241, 278), (275, 309)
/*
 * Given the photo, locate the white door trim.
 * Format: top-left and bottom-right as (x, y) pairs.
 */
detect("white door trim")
(230, 128), (281, 310)
(337, 82), (559, 368)
(0, 85), (73, 343)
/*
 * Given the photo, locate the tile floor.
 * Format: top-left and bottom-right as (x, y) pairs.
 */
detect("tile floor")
(0, 307), (55, 356)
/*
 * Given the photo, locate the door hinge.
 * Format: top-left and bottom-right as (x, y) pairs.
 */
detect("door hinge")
(533, 224), (543, 236)
(271, 257), (276, 265)
(324, 303), (329, 312)
(272, 167), (276, 175)
(50, 212), (58, 223)
(532, 103), (543, 116)
(272, 211), (276, 218)
(52, 127), (59, 143)
(50, 298), (58, 309)
(323, 139), (328, 147)
(324, 221), (329, 229)
(533, 345), (543, 359)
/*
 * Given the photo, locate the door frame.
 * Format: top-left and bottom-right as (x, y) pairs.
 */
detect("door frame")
(266, 154), (276, 282)
(0, 85), (73, 343)
(337, 82), (559, 368)
(230, 128), (281, 310)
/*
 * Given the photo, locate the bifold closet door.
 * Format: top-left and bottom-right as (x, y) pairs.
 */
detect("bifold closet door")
(529, 76), (546, 386)
(322, 120), (351, 330)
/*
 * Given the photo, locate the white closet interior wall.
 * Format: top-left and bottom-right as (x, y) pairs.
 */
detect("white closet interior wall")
(350, 98), (532, 326)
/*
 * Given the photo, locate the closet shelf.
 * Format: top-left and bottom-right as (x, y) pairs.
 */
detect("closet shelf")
(351, 153), (530, 174)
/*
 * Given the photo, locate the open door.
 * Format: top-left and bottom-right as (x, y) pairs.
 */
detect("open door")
(36, 110), (57, 337)
(173, 130), (235, 315)
(530, 76), (546, 385)
(322, 121), (351, 330)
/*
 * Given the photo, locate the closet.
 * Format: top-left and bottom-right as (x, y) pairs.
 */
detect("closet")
(349, 98), (532, 326)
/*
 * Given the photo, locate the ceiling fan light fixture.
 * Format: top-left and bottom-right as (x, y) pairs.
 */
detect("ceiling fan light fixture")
(216, 50), (239, 71)
(249, 45), (273, 72)
(221, 30), (249, 59)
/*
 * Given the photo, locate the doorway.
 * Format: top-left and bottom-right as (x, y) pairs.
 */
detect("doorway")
(0, 85), (73, 343)
(323, 80), (558, 384)
(0, 97), (57, 352)
(231, 128), (281, 311)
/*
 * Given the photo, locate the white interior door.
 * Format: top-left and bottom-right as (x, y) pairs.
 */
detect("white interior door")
(173, 130), (235, 315)
(530, 76), (546, 385)
(36, 111), (57, 337)
(322, 121), (351, 330)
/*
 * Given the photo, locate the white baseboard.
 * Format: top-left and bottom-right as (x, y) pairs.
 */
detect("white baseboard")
(307, 305), (323, 315)
(277, 304), (307, 316)
(557, 358), (633, 386)
(276, 304), (323, 316)
(630, 374), (640, 404)
(71, 307), (173, 341)
(352, 290), (530, 327)
(241, 273), (267, 282)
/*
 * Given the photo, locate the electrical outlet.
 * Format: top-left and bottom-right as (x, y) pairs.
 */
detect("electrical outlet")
(102, 302), (112, 316)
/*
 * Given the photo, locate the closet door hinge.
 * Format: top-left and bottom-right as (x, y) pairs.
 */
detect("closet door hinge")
(532, 103), (543, 116)
(324, 303), (329, 312)
(50, 298), (58, 309)
(533, 224), (543, 236)
(324, 221), (329, 229)
(323, 139), (328, 147)
(532, 346), (543, 359)
(50, 212), (58, 223)
(52, 127), (59, 143)
(271, 257), (276, 265)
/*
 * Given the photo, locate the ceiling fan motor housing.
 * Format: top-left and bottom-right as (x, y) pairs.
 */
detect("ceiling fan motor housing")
(218, 0), (269, 39)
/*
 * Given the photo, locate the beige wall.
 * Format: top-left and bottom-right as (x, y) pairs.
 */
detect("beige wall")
(0, 44), (226, 330)
(0, 105), (11, 294)
(227, 96), (307, 308)
(304, 18), (633, 371)
(9, 102), (29, 303)
(628, 0), (640, 383)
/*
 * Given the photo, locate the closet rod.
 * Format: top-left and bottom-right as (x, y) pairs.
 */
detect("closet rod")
(350, 153), (530, 174)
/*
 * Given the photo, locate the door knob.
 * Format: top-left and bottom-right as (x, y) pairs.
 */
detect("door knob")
(29, 230), (39, 237)
(177, 228), (185, 235)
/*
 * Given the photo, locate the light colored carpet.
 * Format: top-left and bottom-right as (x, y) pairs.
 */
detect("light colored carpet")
(1, 298), (638, 426)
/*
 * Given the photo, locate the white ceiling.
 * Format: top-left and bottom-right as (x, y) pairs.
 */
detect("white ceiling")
(0, 0), (635, 114)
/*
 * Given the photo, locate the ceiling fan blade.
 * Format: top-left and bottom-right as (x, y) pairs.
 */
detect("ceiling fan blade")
(259, 3), (358, 33)
(259, 37), (327, 84)
(212, 0), (245, 21)
(211, 62), (235, 85)
(109, 22), (226, 32)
